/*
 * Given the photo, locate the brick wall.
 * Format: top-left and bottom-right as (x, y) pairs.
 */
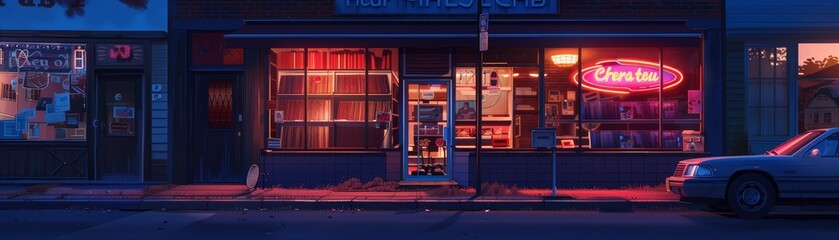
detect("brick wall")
(173, 0), (721, 20)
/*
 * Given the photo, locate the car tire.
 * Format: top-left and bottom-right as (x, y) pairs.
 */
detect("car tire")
(726, 173), (776, 219)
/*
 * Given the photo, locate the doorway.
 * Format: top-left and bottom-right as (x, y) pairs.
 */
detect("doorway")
(403, 81), (453, 181)
(192, 73), (244, 183)
(97, 74), (142, 181)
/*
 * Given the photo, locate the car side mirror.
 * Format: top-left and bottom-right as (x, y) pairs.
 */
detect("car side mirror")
(811, 149), (820, 157)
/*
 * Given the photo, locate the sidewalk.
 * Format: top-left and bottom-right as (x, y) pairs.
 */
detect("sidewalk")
(0, 183), (688, 212)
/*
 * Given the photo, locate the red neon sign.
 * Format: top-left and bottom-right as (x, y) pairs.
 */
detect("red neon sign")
(572, 59), (683, 95)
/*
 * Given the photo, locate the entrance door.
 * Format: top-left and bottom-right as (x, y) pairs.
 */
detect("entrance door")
(193, 74), (244, 182)
(403, 81), (452, 180)
(97, 74), (141, 181)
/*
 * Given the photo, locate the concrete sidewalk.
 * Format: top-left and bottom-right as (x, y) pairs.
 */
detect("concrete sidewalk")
(0, 183), (688, 212)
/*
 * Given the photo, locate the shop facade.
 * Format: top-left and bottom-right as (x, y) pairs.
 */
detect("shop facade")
(726, 0), (839, 155)
(0, 1), (169, 182)
(172, 0), (723, 188)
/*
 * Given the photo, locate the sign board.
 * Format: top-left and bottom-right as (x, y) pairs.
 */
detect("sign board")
(572, 59), (684, 95)
(479, 13), (489, 32)
(0, 1), (167, 32)
(96, 44), (144, 66)
(336, 0), (558, 14)
(479, 31), (488, 52)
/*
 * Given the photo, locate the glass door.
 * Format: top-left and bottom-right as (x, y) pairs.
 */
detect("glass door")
(403, 81), (452, 180)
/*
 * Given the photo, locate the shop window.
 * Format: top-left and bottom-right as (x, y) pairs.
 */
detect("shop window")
(454, 66), (515, 149)
(798, 43), (839, 132)
(268, 48), (399, 150)
(0, 42), (87, 141)
(748, 47), (788, 137)
(547, 47), (703, 150)
(191, 32), (244, 65)
(545, 48), (584, 149)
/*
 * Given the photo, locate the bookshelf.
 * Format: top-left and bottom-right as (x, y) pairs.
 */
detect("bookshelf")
(269, 48), (399, 149)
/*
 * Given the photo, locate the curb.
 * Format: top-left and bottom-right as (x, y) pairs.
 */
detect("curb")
(0, 199), (688, 212)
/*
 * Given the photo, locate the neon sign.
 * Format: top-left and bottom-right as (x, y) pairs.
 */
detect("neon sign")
(572, 59), (683, 95)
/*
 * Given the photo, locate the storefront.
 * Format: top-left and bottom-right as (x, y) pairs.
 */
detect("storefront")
(726, 0), (839, 155)
(0, 1), (168, 182)
(172, 1), (723, 188)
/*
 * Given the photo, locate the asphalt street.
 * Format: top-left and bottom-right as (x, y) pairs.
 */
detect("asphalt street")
(2, 209), (838, 240)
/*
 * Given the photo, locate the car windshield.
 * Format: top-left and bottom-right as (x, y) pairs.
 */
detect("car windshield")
(766, 130), (826, 155)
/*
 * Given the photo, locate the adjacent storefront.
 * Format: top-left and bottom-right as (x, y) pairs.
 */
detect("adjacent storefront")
(727, 0), (839, 154)
(173, 0), (723, 188)
(0, 1), (168, 182)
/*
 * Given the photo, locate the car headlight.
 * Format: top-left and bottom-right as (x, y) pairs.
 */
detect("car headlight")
(685, 165), (714, 177)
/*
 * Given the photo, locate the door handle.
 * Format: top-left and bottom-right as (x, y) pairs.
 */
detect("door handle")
(93, 119), (101, 129)
(514, 115), (522, 138)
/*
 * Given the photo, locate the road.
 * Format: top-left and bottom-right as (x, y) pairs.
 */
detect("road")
(1, 209), (838, 240)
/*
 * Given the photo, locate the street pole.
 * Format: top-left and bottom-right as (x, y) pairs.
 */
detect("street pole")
(474, 0), (484, 196)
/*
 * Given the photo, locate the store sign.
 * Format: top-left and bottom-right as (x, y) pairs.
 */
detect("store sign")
(336, 0), (558, 14)
(2, 44), (73, 72)
(0, 0), (166, 31)
(96, 44), (144, 66)
(572, 59), (683, 95)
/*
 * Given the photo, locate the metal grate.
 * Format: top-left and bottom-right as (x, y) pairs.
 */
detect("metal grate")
(673, 164), (687, 177)
(208, 79), (233, 129)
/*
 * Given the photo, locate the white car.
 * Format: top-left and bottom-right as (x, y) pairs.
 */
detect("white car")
(667, 128), (839, 218)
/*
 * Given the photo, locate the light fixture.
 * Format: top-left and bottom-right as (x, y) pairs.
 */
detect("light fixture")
(551, 54), (579, 68)
(73, 46), (85, 70)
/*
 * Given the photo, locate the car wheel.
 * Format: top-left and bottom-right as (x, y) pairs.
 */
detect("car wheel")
(726, 173), (776, 219)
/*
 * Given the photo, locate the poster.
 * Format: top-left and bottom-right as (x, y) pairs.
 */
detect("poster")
(274, 110), (285, 124)
(54, 93), (70, 112)
(375, 111), (391, 129)
(20, 108), (35, 119)
(15, 114), (28, 132)
(45, 104), (66, 123)
(688, 90), (702, 114)
(28, 123), (40, 138)
(113, 107), (136, 119)
(3, 121), (19, 137)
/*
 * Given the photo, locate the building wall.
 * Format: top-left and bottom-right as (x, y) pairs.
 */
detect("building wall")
(728, 0), (839, 29)
(724, 41), (747, 154)
(150, 43), (170, 182)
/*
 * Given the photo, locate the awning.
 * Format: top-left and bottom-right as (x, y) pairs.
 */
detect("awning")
(225, 19), (703, 48)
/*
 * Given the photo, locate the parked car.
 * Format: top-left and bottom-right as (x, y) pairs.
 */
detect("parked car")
(667, 128), (839, 218)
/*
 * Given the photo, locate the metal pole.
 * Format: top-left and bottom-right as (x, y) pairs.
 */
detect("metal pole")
(552, 146), (557, 197)
(475, 0), (484, 196)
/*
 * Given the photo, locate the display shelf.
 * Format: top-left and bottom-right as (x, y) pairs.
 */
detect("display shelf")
(270, 49), (399, 149)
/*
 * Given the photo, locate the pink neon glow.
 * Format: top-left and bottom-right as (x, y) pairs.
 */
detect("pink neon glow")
(572, 59), (684, 95)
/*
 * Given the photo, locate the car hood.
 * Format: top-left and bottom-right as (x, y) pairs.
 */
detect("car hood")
(678, 155), (790, 166)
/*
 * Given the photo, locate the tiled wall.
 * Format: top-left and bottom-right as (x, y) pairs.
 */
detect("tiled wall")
(468, 152), (709, 188)
(263, 151), (706, 188)
(263, 152), (396, 188)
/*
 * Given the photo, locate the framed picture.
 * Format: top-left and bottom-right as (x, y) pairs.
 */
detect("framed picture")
(547, 90), (561, 102)
(545, 104), (559, 120)
(455, 100), (477, 121)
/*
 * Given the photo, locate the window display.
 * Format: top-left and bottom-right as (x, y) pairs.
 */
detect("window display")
(547, 47), (702, 150)
(268, 48), (399, 150)
(0, 42), (87, 141)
